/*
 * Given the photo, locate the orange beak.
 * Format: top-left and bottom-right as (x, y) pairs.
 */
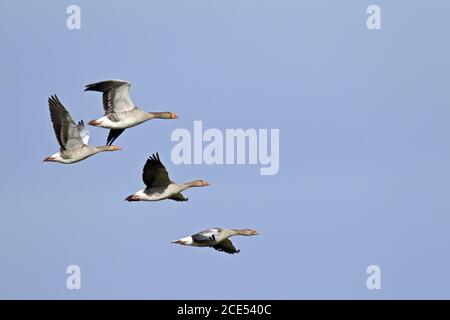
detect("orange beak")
(43, 156), (55, 162)
(170, 113), (178, 119)
(202, 181), (210, 186)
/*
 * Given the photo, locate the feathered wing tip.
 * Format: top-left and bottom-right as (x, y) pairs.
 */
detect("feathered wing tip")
(77, 120), (84, 129)
(106, 129), (125, 146)
(48, 94), (75, 151)
(142, 151), (171, 188)
(84, 79), (130, 92)
(77, 120), (90, 145)
(149, 152), (160, 162)
(48, 94), (61, 106)
(145, 152), (164, 167)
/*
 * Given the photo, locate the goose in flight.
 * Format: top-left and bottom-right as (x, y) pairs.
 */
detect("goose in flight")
(125, 153), (209, 202)
(85, 79), (178, 145)
(172, 228), (258, 254)
(44, 95), (122, 164)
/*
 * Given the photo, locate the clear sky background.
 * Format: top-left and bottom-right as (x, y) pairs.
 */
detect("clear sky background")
(1, 0), (450, 299)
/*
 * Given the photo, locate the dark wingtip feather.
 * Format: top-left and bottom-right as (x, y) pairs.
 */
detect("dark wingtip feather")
(84, 82), (101, 92)
(84, 83), (99, 92)
(84, 83), (97, 92)
(84, 80), (129, 93)
(106, 128), (125, 146)
(148, 152), (160, 162)
(48, 94), (61, 107)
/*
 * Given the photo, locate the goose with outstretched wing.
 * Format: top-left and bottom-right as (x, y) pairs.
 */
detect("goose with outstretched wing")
(125, 153), (209, 202)
(172, 228), (258, 254)
(44, 95), (122, 164)
(85, 80), (178, 145)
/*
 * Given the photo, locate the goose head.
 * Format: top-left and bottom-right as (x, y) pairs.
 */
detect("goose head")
(191, 180), (210, 187)
(150, 112), (178, 120)
(100, 145), (122, 152)
(234, 229), (258, 236)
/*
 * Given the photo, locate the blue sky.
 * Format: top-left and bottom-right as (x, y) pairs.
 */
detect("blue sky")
(1, 0), (450, 299)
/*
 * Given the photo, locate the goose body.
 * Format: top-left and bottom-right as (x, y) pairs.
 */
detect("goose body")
(130, 184), (183, 202)
(85, 80), (177, 145)
(44, 95), (122, 164)
(125, 153), (209, 202)
(172, 228), (258, 254)
(46, 145), (117, 164)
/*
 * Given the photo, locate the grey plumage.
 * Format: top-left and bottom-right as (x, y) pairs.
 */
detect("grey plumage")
(84, 80), (135, 115)
(173, 228), (257, 255)
(85, 79), (137, 145)
(85, 79), (178, 146)
(45, 95), (121, 164)
(192, 229), (221, 244)
(140, 153), (189, 201)
(48, 95), (86, 151)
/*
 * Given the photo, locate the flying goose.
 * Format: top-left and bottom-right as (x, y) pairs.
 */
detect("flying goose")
(125, 153), (209, 202)
(44, 95), (122, 164)
(85, 79), (178, 145)
(172, 228), (258, 254)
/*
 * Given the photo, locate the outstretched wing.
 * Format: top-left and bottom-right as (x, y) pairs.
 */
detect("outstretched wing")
(77, 120), (90, 145)
(48, 95), (85, 151)
(84, 79), (135, 114)
(168, 193), (189, 202)
(142, 153), (171, 188)
(213, 239), (240, 254)
(106, 129), (125, 146)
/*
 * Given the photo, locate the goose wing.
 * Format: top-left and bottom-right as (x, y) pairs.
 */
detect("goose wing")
(191, 228), (221, 244)
(77, 120), (90, 145)
(48, 95), (85, 151)
(142, 153), (171, 188)
(213, 239), (240, 254)
(168, 193), (189, 202)
(84, 79), (135, 114)
(106, 129), (125, 146)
